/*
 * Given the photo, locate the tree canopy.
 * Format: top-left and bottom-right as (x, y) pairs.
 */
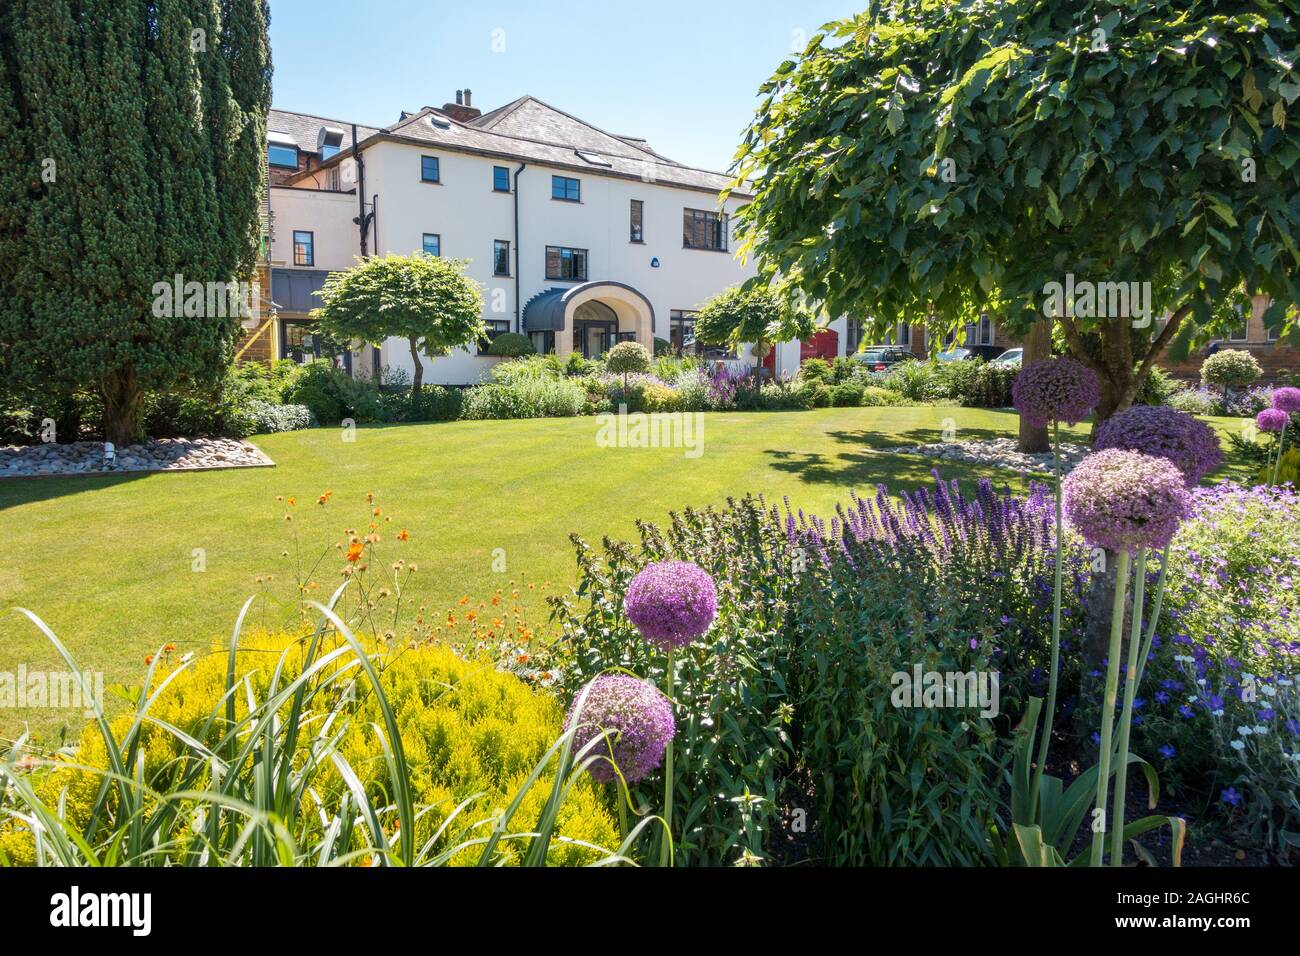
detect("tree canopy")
(730, 0), (1300, 421)
(311, 253), (485, 394)
(693, 285), (815, 359)
(0, 0), (273, 443)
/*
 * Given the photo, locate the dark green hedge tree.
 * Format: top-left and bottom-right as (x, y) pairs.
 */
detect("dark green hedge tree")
(0, 0), (273, 444)
(730, 0), (1300, 426)
(311, 253), (486, 397)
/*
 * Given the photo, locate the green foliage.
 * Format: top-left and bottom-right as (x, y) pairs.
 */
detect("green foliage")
(283, 362), (383, 425)
(1137, 366), (1181, 406)
(604, 341), (653, 377)
(693, 285), (815, 354)
(860, 385), (908, 407)
(0, 618), (619, 866)
(731, 0), (1300, 415)
(311, 254), (485, 389)
(485, 332), (536, 358)
(799, 358), (833, 383)
(1168, 386), (1224, 416)
(828, 382), (865, 407)
(245, 400), (314, 434)
(883, 360), (945, 402)
(461, 377), (586, 420)
(1256, 446), (1300, 487)
(233, 360), (308, 404)
(0, 0), (274, 443)
(381, 384), (464, 423)
(547, 499), (800, 866)
(653, 336), (672, 356)
(1201, 348), (1263, 390)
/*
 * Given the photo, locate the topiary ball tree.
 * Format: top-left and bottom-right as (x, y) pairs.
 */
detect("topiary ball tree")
(311, 253), (485, 398)
(605, 340), (652, 388)
(1200, 348), (1262, 397)
(485, 332), (536, 358)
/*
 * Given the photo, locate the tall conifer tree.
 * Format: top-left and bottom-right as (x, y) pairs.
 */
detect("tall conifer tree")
(0, 0), (272, 443)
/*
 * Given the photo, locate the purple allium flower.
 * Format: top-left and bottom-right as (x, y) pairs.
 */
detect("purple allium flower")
(564, 674), (675, 784)
(1063, 449), (1194, 552)
(1257, 408), (1290, 433)
(624, 560), (717, 648)
(1012, 357), (1101, 428)
(1272, 387), (1300, 414)
(1094, 405), (1222, 486)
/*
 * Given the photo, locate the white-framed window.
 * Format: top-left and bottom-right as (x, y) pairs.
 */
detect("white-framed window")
(896, 323), (911, 348)
(846, 318), (864, 353)
(1228, 304), (1249, 342)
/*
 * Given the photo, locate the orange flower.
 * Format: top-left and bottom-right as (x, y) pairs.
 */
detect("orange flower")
(345, 540), (364, 563)
(317, 491), (333, 506)
(366, 491), (375, 503)
(516, 653), (530, 664)
(458, 596), (469, 606)
(492, 618), (504, 629)
(397, 529), (410, 542)
(466, 610), (478, 622)
(144, 655), (153, 665)
(287, 497), (296, 507)
(163, 643), (177, 653)
(490, 594), (500, 606)
(372, 507), (381, 517)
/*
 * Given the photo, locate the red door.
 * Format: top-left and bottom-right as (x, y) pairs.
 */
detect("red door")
(801, 329), (839, 362)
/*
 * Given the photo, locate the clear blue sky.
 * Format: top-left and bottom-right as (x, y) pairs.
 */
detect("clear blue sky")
(268, 0), (860, 172)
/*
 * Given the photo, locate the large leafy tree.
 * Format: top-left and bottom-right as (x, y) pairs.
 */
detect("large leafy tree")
(730, 0), (1300, 430)
(693, 285), (815, 364)
(311, 254), (486, 396)
(0, 0), (273, 444)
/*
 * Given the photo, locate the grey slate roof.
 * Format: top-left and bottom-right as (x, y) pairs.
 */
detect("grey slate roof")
(268, 108), (381, 156)
(287, 95), (748, 197)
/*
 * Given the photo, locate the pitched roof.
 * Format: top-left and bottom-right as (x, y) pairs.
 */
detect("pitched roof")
(268, 108), (381, 155)
(305, 97), (747, 197)
(468, 96), (671, 162)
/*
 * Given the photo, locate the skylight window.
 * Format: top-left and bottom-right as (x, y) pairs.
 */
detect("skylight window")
(575, 149), (612, 167)
(429, 114), (452, 130)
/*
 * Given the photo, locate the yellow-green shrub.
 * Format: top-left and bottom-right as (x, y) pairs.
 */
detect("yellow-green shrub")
(1, 632), (616, 865)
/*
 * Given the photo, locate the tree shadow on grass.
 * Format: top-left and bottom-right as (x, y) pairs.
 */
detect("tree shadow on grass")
(0, 471), (151, 509)
(764, 445), (1036, 497)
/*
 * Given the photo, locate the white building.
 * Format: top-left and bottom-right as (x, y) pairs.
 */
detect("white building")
(253, 91), (856, 385)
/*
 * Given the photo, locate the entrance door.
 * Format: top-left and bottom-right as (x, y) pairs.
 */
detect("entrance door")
(573, 320), (617, 359)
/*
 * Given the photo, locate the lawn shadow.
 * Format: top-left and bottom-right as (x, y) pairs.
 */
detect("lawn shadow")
(0, 471), (151, 508)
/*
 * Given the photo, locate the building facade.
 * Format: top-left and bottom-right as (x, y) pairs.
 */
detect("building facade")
(250, 92), (763, 384)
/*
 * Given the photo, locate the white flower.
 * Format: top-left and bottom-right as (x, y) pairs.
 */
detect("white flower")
(1237, 726), (1253, 736)
(1261, 684), (1277, 697)
(1230, 740), (1246, 751)
(1253, 725), (1269, 735)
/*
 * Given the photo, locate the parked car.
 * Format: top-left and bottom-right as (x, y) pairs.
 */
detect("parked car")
(991, 347), (1023, 365)
(851, 346), (914, 371)
(936, 344), (1006, 361)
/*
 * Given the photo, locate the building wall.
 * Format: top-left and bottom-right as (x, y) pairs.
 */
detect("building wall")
(274, 139), (757, 385)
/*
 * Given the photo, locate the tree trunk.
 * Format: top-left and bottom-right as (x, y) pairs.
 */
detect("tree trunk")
(408, 336), (423, 397)
(1017, 319), (1052, 453)
(101, 370), (144, 446)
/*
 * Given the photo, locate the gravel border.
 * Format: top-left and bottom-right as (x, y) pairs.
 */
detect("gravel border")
(0, 438), (275, 480)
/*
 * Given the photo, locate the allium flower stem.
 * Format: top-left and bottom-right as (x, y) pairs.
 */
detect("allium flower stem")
(660, 648), (676, 868)
(1031, 421), (1064, 811)
(1273, 422), (1289, 487)
(1091, 548), (1130, 867)
(1110, 549), (1147, 867)
(1132, 548), (1169, 692)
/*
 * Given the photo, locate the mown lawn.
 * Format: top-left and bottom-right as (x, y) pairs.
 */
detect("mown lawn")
(0, 406), (1251, 740)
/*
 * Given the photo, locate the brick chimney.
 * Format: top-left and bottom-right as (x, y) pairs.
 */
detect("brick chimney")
(440, 88), (481, 123)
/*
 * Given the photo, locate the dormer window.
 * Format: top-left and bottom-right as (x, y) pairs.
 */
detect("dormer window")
(267, 130), (298, 168)
(317, 125), (345, 161)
